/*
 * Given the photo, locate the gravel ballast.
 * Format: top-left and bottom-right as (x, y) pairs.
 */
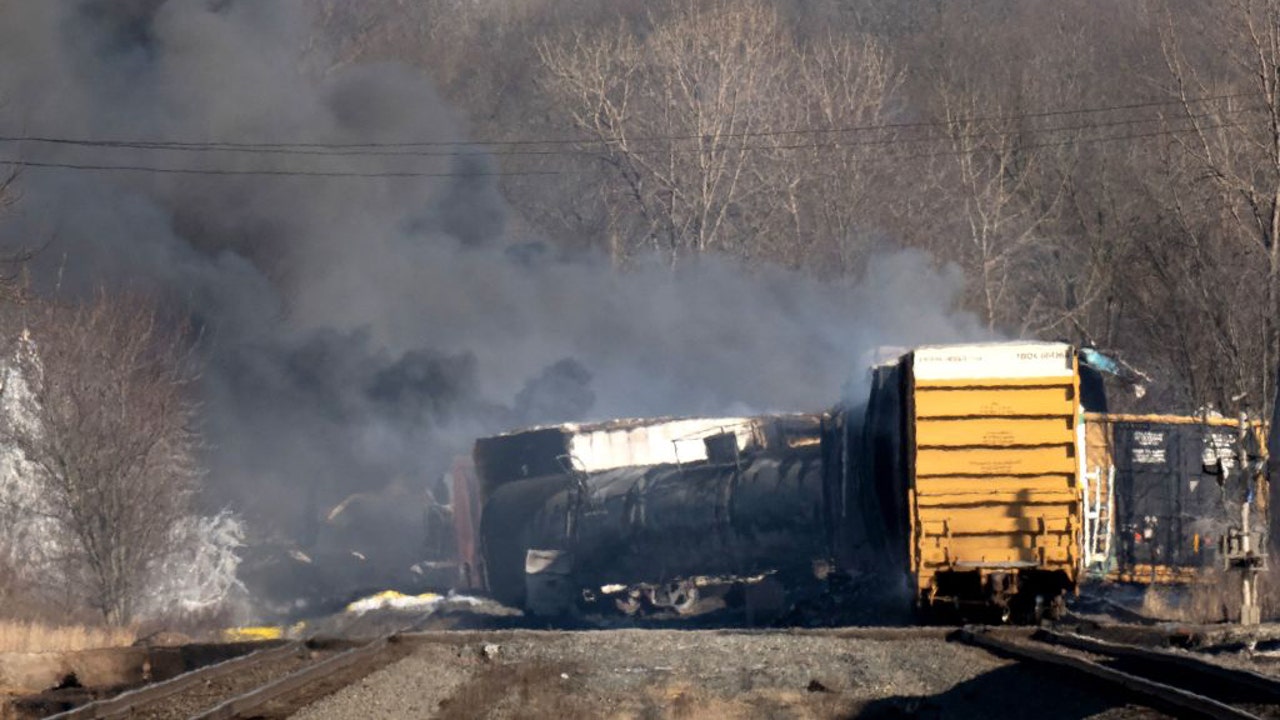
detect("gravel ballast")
(289, 629), (1171, 719)
(129, 649), (322, 720)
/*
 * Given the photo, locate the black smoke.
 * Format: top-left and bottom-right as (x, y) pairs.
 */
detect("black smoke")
(513, 359), (595, 425)
(0, 0), (984, 612)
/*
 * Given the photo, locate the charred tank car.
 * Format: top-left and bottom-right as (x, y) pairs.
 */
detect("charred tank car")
(475, 415), (832, 618)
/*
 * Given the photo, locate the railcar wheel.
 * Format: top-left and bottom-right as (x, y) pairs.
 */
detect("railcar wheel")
(615, 593), (643, 616)
(672, 585), (701, 615)
(1045, 594), (1066, 622)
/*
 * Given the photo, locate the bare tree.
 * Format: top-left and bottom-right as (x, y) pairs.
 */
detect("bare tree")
(771, 33), (901, 276)
(0, 166), (31, 306)
(537, 1), (786, 266)
(1152, 0), (1280, 414)
(0, 293), (201, 624)
(894, 2), (1160, 344)
(537, 0), (899, 270)
(1127, 203), (1266, 411)
(917, 77), (1067, 334)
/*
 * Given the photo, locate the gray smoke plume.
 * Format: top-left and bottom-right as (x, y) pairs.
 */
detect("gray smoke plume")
(0, 0), (984, 612)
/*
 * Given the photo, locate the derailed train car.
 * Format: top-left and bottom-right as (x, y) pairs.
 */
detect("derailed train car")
(474, 415), (831, 616)
(470, 342), (1094, 622)
(1081, 413), (1269, 585)
(842, 342), (1087, 622)
(515, 446), (828, 616)
(462, 340), (1271, 624)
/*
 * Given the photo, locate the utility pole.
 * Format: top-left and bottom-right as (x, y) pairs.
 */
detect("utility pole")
(1225, 409), (1267, 625)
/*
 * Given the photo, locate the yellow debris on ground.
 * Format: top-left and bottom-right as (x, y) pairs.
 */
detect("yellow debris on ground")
(220, 626), (285, 642)
(344, 590), (442, 614)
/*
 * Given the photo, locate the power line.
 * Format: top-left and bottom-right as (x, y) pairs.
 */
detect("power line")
(0, 115), (1252, 179)
(0, 103), (1259, 165)
(885, 119), (1247, 163)
(0, 89), (1261, 154)
(719, 106), (1258, 156)
(0, 158), (568, 178)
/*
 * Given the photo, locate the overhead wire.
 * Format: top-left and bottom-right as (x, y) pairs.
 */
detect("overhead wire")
(0, 120), (1249, 178)
(0, 159), (565, 178)
(0, 102), (1260, 160)
(0, 88), (1262, 155)
(0, 91), (1262, 178)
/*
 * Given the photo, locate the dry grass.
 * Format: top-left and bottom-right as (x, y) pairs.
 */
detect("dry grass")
(0, 620), (135, 653)
(1138, 567), (1278, 624)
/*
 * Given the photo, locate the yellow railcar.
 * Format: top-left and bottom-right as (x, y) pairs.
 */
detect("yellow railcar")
(866, 342), (1083, 622)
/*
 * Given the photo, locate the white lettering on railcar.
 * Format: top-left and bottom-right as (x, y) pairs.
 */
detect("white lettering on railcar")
(1133, 447), (1166, 464)
(1202, 432), (1237, 469)
(1133, 431), (1164, 446)
(911, 343), (1074, 381)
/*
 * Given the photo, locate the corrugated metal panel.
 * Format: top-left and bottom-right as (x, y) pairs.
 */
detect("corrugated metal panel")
(915, 446), (1076, 476)
(566, 417), (760, 471)
(920, 544), (1074, 567)
(1081, 416), (1116, 575)
(914, 417), (1072, 447)
(907, 343), (1081, 603)
(474, 416), (785, 496)
(915, 474), (1075, 497)
(918, 509), (1074, 535)
(913, 385), (1075, 417)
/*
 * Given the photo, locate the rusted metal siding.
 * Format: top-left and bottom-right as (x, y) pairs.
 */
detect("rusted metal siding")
(448, 456), (485, 591)
(905, 343), (1082, 605)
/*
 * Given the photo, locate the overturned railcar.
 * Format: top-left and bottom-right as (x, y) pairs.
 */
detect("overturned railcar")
(476, 415), (832, 616)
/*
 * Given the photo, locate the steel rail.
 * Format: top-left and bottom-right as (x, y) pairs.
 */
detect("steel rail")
(190, 634), (395, 720)
(957, 628), (1261, 720)
(44, 641), (304, 720)
(1037, 629), (1280, 703)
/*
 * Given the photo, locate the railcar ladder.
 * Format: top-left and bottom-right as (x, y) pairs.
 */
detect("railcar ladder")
(1081, 466), (1114, 573)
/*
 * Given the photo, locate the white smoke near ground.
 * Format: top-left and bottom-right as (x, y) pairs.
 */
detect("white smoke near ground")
(0, 354), (69, 600)
(0, 0), (986, 615)
(138, 511), (249, 620)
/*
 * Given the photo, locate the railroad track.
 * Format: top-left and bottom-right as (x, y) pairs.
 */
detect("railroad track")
(958, 626), (1280, 720)
(43, 634), (404, 720)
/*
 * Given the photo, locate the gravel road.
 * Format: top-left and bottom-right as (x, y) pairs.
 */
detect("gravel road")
(290, 629), (1170, 719)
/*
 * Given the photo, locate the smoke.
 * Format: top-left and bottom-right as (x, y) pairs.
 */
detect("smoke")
(0, 1), (984, 609)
